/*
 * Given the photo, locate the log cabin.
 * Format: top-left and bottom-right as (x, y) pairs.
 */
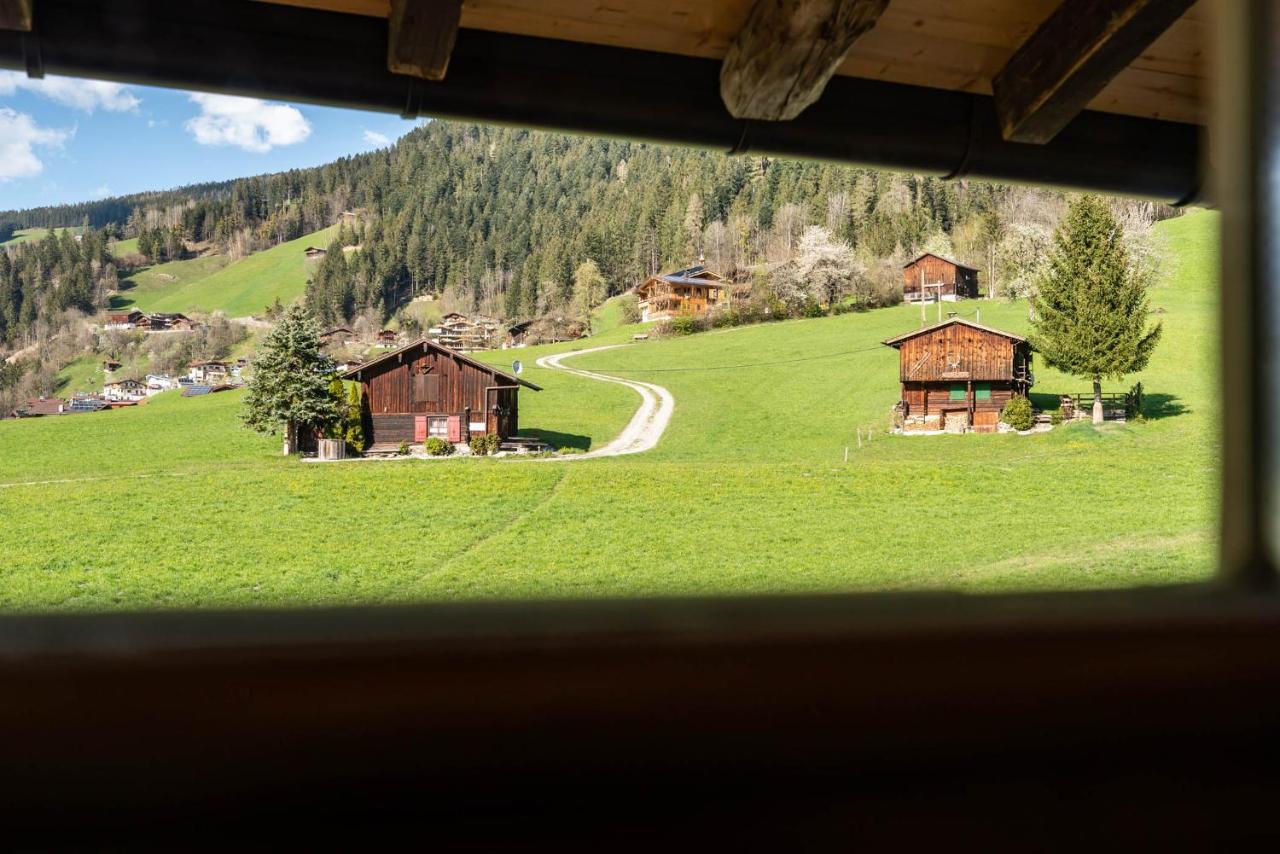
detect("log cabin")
(883, 318), (1033, 433)
(342, 339), (541, 448)
(902, 253), (980, 302)
(636, 264), (725, 322)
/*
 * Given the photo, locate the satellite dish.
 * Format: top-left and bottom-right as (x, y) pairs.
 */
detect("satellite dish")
(512, 360), (523, 375)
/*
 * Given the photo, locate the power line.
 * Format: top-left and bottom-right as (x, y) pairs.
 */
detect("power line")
(591, 344), (885, 373)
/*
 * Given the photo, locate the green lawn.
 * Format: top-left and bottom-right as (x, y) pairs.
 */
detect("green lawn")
(1, 226), (84, 247)
(0, 211), (1219, 611)
(109, 237), (139, 258)
(111, 226), (337, 316)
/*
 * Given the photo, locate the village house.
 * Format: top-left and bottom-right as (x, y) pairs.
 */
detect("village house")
(145, 374), (179, 395)
(375, 329), (400, 347)
(504, 320), (533, 348)
(13, 397), (67, 417)
(635, 263), (724, 322)
(143, 312), (195, 331)
(903, 253), (980, 302)
(883, 318), (1033, 434)
(187, 359), (233, 384)
(104, 309), (146, 330)
(103, 378), (148, 401)
(430, 312), (501, 352)
(102, 359), (122, 372)
(342, 339), (541, 448)
(319, 326), (355, 346)
(67, 394), (108, 413)
(304, 246), (327, 259)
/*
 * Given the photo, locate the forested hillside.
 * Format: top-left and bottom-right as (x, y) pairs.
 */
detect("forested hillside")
(2, 119), (1178, 348)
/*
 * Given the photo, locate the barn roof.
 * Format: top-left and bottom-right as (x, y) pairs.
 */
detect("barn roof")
(341, 338), (542, 391)
(882, 318), (1028, 348)
(903, 252), (980, 272)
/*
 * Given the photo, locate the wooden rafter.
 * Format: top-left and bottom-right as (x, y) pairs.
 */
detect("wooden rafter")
(0, 0), (32, 31)
(991, 0), (1198, 144)
(387, 0), (462, 81)
(720, 0), (889, 121)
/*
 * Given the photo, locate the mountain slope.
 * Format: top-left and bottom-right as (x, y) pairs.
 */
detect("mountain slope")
(113, 226), (338, 317)
(0, 211), (1216, 610)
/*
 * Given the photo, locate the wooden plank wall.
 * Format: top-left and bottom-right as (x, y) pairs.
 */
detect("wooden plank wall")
(897, 326), (1017, 381)
(359, 343), (521, 442)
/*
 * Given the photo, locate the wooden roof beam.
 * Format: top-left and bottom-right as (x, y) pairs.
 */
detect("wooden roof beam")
(992, 0), (1198, 144)
(0, 0), (32, 31)
(387, 0), (461, 82)
(720, 0), (889, 121)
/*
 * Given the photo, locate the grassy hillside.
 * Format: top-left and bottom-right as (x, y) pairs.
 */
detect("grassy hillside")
(1, 226), (86, 247)
(111, 226), (337, 317)
(0, 211), (1218, 611)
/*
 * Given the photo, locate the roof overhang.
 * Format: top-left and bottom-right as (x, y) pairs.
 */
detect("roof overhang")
(343, 338), (542, 391)
(882, 318), (1029, 348)
(0, 0), (1201, 203)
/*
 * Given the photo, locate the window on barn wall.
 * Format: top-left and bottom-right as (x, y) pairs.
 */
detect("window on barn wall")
(949, 385), (966, 401)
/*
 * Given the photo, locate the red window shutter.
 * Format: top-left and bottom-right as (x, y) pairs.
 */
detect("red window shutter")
(414, 416), (427, 442)
(447, 415), (462, 442)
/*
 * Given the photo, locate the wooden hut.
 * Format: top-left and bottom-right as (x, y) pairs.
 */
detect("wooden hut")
(903, 253), (980, 302)
(635, 264), (724, 322)
(883, 318), (1033, 434)
(342, 339), (541, 448)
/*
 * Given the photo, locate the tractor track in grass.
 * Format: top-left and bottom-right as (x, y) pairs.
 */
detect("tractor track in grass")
(534, 345), (674, 459)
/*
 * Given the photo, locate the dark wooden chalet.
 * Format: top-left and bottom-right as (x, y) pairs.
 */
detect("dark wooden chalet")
(342, 339), (541, 447)
(883, 318), (1033, 434)
(903, 252), (980, 302)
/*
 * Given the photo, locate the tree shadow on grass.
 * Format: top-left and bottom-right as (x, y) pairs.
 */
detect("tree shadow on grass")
(520, 428), (593, 452)
(1029, 392), (1062, 411)
(1142, 393), (1188, 420)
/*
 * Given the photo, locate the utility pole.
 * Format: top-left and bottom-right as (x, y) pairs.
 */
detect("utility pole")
(919, 266), (925, 326)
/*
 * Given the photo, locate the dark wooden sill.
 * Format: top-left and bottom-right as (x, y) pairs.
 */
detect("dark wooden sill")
(3, 584), (1280, 844)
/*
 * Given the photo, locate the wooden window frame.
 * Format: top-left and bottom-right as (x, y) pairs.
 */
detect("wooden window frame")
(0, 3), (1278, 840)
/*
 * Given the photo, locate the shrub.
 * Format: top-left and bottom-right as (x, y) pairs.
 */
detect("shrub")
(397, 440), (410, 456)
(485, 433), (501, 454)
(802, 298), (826, 318)
(616, 292), (641, 325)
(425, 437), (454, 456)
(670, 314), (703, 336)
(1049, 408), (1064, 426)
(469, 435), (490, 455)
(1001, 395), (1035, 431)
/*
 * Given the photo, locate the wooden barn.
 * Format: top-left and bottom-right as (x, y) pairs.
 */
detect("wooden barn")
(903, 253), (980, 302)
(883, 318), (1033, 434)
(635, 264), (724, 322)
(342, 339), (541, 448)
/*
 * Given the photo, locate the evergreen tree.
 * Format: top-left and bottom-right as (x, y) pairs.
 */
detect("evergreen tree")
(1031, 195), (1162, 424)
(241, 305), (342, 453)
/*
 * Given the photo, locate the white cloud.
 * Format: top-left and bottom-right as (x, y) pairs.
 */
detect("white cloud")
(0, 71), (139, 112)
(184, 93), (311, 153)
(0, 108), (71, 181)
(363, 129), (391, 147)
(93, 184), (111, 199)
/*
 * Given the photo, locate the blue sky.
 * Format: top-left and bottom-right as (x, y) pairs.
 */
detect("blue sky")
(0, 71), (415, 212)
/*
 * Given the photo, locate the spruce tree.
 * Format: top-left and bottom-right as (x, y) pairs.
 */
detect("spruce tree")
(242, 305), (342, 454)
(1031, 195), (1162, 424)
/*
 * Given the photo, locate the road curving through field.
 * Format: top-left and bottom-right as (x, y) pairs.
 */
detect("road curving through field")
(534, 345), (673, 459)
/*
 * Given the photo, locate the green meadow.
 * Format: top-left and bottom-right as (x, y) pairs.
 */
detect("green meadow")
(111, 226), (337, 316)
(0, 211), (1218, 611)
(1, 226), (84, 247)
